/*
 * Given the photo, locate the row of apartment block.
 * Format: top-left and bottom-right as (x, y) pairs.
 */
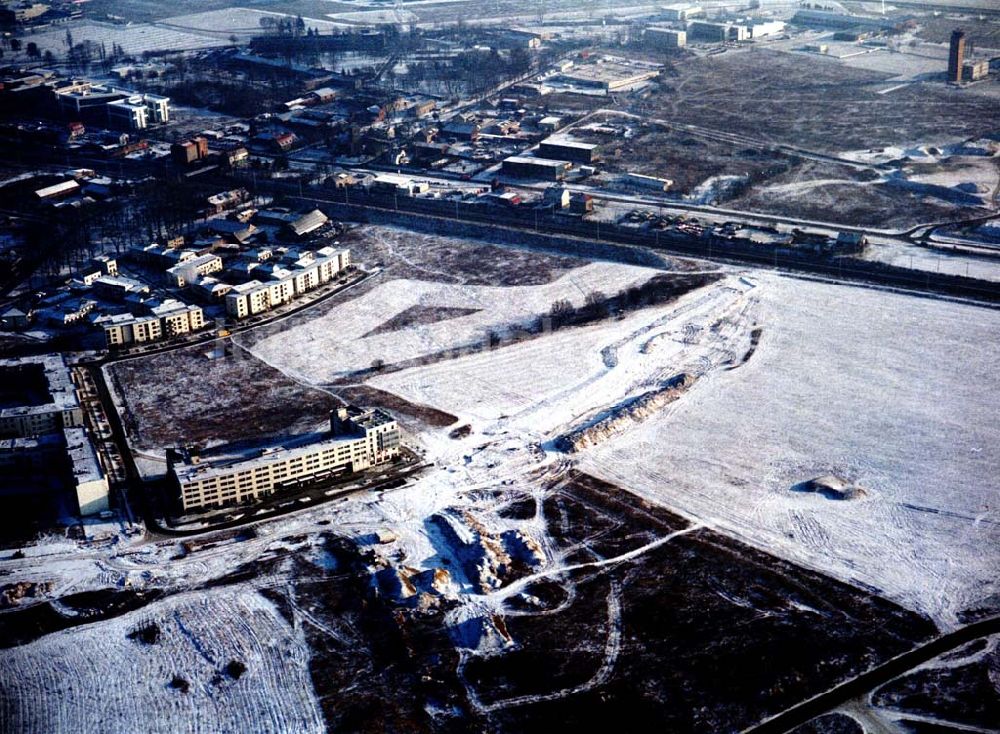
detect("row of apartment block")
(225, 246), (350, 318)
(0, 355), (85, 438)
(170, 407), (399, 511)
(99, 300), (205, 348)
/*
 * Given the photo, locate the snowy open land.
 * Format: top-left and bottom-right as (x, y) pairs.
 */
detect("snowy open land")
(577, 274), (1000, 628)
(4, 242), (999, 729)
(157, 8), (349, 37)
(26, 21), (227, 56)
(0, 584), (324, 734)
(246, 261), (669, 381)
(370, 274), (754, 438)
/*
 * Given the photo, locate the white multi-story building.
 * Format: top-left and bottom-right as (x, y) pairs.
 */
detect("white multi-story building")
(55, 83), (170, 131)
(166, 253), (223, 287)
(65, 427), (109, 515)
(170, 406), (401, 511)
(107, 98), (148, 130)
(99, 301), (204, 348)
(0, 355), (84, 437)
(225, 280), (270, 318)
(224, 247), (350, 318)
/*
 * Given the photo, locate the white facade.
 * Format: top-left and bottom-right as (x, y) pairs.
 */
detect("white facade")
(172, 407), (401, 511)
(107, 99), (147, 131)
(65, 427), (109, 516)
(0, 355), (84, 438)
(225, 248), (350, 319)
(750, 21), (786, 38)
(166, 254), (223, 287)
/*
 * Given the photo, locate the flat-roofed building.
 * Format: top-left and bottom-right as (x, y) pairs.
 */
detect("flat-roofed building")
(170, 406), (401, 511)
(64, 426), (109, 515)
(55, 82), (169, 130)
(107, 98), (148, 130)
(646, 27), (687, 49)
(502, 155), (571, 181)
(0, 354), (84, 438)
(661, 4), (702, 21)
(688, 21), (749, 43)
(963, 59), (989, 82)
(622, 172), (673, 191)
(538, 137), (599, 164)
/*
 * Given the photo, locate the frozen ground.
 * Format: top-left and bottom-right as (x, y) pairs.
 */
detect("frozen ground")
(158, 8), (349, 36)
(26, 21), (226, 56)
(246, 261), (669, 381)
(0, 584), (324, 734)
(369, 273), (752, 439)
(864, 239), (1000, 283)
(577, 274), (1000, 628)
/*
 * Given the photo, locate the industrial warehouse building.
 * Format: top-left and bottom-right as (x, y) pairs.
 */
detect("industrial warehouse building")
(646, 27), (687, 49)
(537, 138), (600, 164)
(502, 156), (572, 181)
(688, 21), (749, 42)
(169, 406), (401, 511)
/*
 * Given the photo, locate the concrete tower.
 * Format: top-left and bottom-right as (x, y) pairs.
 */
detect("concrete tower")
(948, 29), (966, 83)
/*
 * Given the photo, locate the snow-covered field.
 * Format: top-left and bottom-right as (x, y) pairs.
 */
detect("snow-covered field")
(371, 275), (755, 438)
(578, 274), (1000, 628)
(864, 239), (1000, 283)
(158, 8), (348, 36)
(26, 22), (225, 56)
(0, 585), (324, 734)
(5, 250), (999, 730)
(247, 261), (665, 381)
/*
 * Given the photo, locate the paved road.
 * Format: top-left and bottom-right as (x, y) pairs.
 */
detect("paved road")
(744, 615), (1000, 734)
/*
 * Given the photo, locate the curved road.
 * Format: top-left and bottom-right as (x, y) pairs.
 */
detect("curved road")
(744, 615), (1000, 734)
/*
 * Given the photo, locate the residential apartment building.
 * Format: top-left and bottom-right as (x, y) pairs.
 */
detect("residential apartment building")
(225, 247), (350, 318)
(170, 406), (401, 511)
(166, 253), (223, 287)
(65, 426), (109, 515)
(0, 355), (84, 438)
(99, 301), (204, 348)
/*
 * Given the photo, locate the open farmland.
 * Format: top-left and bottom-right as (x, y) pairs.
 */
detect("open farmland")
(644, 48), (1000, 154)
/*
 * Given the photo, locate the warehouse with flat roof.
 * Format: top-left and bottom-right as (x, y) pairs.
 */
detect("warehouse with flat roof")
(502, 156), (572, 181)
(538, 138), (600, 164)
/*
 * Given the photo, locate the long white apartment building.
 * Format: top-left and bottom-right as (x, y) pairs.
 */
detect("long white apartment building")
(65, 426), (109, 515)
(225, 246), (350, 318)
(0, 355), (85, 438)
(170, 406), (400, 511)
(98, 300), (205, 349)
